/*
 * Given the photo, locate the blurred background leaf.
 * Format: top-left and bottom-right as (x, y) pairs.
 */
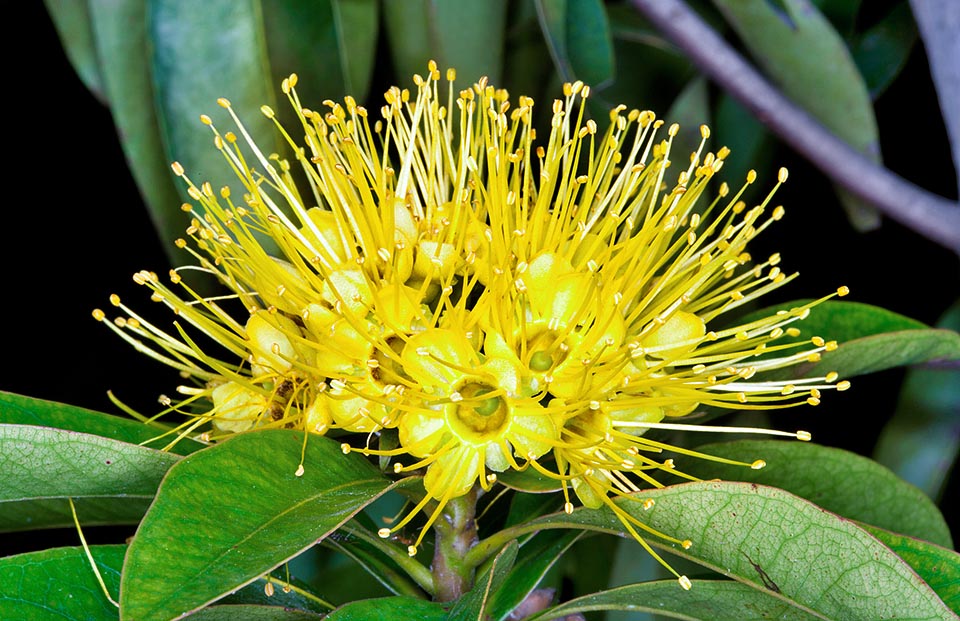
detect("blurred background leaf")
(711, 0), (883, 231)
(874, 300), (960, 502)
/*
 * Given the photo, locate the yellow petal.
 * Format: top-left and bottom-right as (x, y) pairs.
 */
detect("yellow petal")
(526, 253), (592, 324)
(402, 329), (477, 389)
(246, 311), (301, 375)
(398, 410), (447, 457)
(211, 382), (267, 433)
(303, 303), (372, 377)
(322, 267), (373, 317)
(641, 311), (705, 359)
(423, 447), (480, 500)
(508, 405), (559, 460)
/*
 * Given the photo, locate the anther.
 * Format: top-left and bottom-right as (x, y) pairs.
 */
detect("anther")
(295, 464), (305, 477)
(796, 430), (812, 441)
(564, 502), (574, 514)
(408, 545), (417, 557)
(679, 576), (692, 590)
(341, 443), (351, 454)
(643, 499), (655, 510)
(751, 460), (766, 470)
(378, 528), (391, 538)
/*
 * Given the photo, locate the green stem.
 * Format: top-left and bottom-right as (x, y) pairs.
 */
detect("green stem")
(431, 486), (481, 601)
(463, 521), (537, 570)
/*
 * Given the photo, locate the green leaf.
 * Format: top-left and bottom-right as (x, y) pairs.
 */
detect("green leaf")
(88, 0), (187, 263)
(712, 0), (882, 230)
(0, 545), (124, 621)
(324, 596), (447, 620)
(874, 300), (960, 500)
(535, 0), (615, 87)
(149, 0), (283, 253)
(504, 489), (563, 528)
(382, 0), (508, 87)
(810, 0), (861, 36)
(43, 0), (106, 100)
(179, 606), (324, 620)
(680, 440), (952, 547)
(0, 545), (331, 620)
(526, 579), (822, 621)
(488, 532), (581, 621)
(334, 0), (380, 100)
(851, 2), (917, 99)
(261, 0), (379, 108)
(0, 425), (179, 532)
(120, 429), (395, 621)
(665, 76), (711, 178)
(0, 391), (203, 455)
(497, 466), (562, 493)
(447, 541), (518, 621)
(733, 300), (960, 379)
(714, 92), (774, 186)
(325, 522), (429, 598)
(859, 524), (960, 615)
(518, 482), (957, 620)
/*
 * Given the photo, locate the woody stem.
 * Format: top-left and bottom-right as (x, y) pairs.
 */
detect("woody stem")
(431, 485), (480, 602)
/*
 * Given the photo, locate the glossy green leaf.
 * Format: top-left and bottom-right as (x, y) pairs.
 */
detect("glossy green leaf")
(497, 466), (562, 493)
(0, 425), (179, 532)
(535, 0), (614, 87)
(488, 532), (581, 621)
(88, 0), (186, 262)
(504, 488), (563, 528)
(860, 524), (960, 614)
(180, 606), (323, 620)
(149, 0), (282, 253)
(516, 482), (956, 620)
(527, 579), (821, 621)
(447, 541), (518, 621)
(43, 0), (105, 100)
(324, 596), (447, 620)
(734, 300), (960, 379)
(120, 430), (395, 621)
(0, 545), (331, 620)
(0, 391), (203, 455)
(712, 0), (882, 230)
(0, 545), (124, 621)
(681, 440), (952, 547)
(874, 300), (960, 499)
(851, 2), (917, 98)
(382, 0), (508, 87)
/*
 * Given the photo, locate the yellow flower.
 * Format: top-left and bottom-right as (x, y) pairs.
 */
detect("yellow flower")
(94, 62), (851, 587)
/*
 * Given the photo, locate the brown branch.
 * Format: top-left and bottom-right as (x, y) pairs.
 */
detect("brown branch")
(630, 0), (960, 254)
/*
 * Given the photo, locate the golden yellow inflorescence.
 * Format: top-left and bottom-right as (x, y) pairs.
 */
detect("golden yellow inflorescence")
(94, 62), (850, 588)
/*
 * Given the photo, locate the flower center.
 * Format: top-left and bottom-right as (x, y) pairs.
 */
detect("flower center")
(371, 336), (411, 385)
(525, 329), (569, 373)
(447, 380), (509, 442)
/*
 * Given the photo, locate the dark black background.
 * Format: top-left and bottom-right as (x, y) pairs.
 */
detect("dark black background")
(5, 3), (958, 554)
